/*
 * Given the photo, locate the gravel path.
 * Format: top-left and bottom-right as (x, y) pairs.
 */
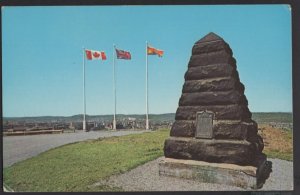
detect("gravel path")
(3, 130), (148, 168)
(95, 157), (293, 191)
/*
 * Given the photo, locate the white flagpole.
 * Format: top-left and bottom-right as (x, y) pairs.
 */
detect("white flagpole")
(146, 41), (149, 130)
(113, 44), (117, 130)
(82, 47), (87, 131)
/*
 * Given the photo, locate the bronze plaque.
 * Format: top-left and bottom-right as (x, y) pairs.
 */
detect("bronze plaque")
(195, 111), (213, 139)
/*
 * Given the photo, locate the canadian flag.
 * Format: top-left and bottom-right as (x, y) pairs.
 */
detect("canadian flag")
(85, 49), (107, 60)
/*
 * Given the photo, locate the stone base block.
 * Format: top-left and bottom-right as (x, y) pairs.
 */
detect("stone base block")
(159, 157), (272, 189)
(164, 137), (256, 165)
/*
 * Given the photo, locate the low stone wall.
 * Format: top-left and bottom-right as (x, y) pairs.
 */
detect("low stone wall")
(3, 130), (63, 136)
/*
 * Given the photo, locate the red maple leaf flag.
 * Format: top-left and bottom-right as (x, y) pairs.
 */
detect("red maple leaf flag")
(85, 49), (107, 60)
(115, 48), (131, 60)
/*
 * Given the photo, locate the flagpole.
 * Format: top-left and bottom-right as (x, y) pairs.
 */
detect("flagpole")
(113, 44), (117, 130)
(146, 41), (149, 130)
(82, 47), (87, 131)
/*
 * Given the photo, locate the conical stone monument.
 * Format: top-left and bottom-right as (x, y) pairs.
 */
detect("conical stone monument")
(159, 32), (272, 189)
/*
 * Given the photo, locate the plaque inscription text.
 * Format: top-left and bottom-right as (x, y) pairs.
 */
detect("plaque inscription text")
(195, 111), (213, 139)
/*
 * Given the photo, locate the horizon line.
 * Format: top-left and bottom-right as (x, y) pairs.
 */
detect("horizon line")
(3, 111), (293, 118)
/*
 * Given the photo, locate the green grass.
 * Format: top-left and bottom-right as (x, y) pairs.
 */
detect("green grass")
(3, 123), (293, 192)
(3, 129), (170, 192)
(264, 150), (293, 161)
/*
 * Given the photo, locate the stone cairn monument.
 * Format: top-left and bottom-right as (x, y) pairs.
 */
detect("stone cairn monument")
(159, 32), (271, 189)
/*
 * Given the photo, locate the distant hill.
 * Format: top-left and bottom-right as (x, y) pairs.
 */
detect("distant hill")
(251, 112), (292, 123)
(3, 113), (176, 123)
(3, 112), (292, 124)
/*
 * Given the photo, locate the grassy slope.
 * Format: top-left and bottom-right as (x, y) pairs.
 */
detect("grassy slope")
(3, 129), (170, 192)
(259, 125), (293, 161)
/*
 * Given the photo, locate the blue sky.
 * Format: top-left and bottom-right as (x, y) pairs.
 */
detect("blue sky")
(2, 5), (292, 117)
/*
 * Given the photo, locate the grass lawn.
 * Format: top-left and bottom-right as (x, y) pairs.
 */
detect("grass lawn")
(3, 129), (170, 192)
(3, 125), (293, 192)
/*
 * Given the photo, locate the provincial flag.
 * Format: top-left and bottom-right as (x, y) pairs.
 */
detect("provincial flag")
(115, 48), (131, 60)
(147, 45), (164, 57)
(85, 49), (107, 60)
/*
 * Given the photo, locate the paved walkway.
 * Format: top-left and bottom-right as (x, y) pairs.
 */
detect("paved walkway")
(3, 130), (148, 168)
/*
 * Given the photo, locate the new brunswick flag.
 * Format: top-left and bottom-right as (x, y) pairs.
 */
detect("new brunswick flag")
(147, 45), (164, 57)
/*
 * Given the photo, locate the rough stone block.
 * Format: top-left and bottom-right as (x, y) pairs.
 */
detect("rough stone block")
(175, 105), (251, 120)
(159, 157), (272, 189)
(170, 120), (195, 137)
(188, 50), (233, 67)
(213, 120), (258, 140)
(170, 120), (258, 140)
(179, 91), (248, 106)
(164, 137), (257, 166)
(195, 32), (224, 43)
(247, 134), (264, 153)
(182, 77), (245, 93)
(184, 63), (237, 80)
(192, 40), (233, 56)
